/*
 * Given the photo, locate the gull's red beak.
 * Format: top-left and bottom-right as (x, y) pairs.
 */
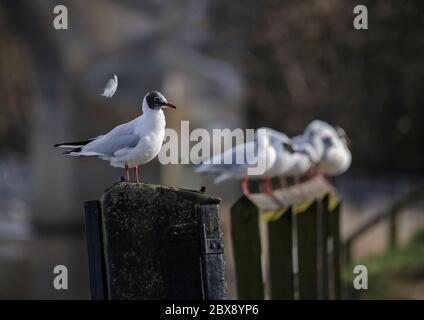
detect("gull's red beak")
(164, 102), (177, 109)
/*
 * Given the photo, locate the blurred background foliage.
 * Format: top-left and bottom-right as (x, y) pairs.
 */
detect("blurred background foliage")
(207, 0), (424, 173)
(347, 228), (424, 299)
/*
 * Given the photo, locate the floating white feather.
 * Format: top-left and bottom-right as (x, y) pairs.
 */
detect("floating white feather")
(101, 74), (118, 98)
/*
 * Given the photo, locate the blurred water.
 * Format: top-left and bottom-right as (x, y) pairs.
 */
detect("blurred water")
(0, 157), (89, 299)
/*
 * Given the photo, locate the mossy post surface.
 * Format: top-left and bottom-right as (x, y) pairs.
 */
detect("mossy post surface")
(87, 181), (225, 300)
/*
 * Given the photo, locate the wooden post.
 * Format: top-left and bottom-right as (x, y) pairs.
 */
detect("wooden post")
(84, 201), (107, 300)
(328, 200), (342, 300)
(268, 207), (294, 299)
(296, 200), (319, 299)
(230, 196), (264, 299)
(320, 195), (330, 300)
(84, 182), (225, 300)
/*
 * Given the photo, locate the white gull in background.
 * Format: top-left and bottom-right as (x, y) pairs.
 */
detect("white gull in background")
(291, 120), (327, 165)
(195, 129), (277, 195)
(262, 127), (313, 179)
(101, 74), (118, 98)
(293, 120), (351, 176)
(259, 128), (295, 178)
(315, 124), (352, 176)
(54, 91), (176, 183)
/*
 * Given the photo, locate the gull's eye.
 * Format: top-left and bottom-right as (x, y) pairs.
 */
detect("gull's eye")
(323, 136), (333, 147)
(154, 97), (160, 103)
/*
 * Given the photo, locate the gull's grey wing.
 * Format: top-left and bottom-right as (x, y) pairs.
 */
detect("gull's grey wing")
(82, 120), (140, 156)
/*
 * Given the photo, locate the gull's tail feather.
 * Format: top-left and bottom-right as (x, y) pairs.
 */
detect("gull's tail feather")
(54, 138), (96, 149)
(63, 150), (105, 157)
(63, 149), (81, 156)
(55, 138), (101, 157)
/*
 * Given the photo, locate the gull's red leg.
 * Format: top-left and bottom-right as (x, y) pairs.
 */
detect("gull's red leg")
(241, 177), (250, 196)
(134, 164), (140, 184)
(124, 163), (130, 181)
(307, 165), (319, 178)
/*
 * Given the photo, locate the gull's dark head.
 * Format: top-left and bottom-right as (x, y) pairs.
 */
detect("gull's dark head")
(144, 91), (176, 110)
(335, 126), (351, 147)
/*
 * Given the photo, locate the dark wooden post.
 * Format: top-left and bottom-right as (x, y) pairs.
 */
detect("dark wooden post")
(328, 200), (342, 300)
(296, 200), (319, 300)
(320, 195), (330, 300)
(84, 182), (225, 300)
(268, 207), (294, 299)
(84, 201), (107, 300)
(230, 196), (264, 299)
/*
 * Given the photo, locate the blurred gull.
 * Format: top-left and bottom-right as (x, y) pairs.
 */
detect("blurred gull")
(294, 120), (351, 176)
(259, 127), (312, 189)
(316, 124), (352, 176)
(196, 127), (315, 195)
(259, 128), (296, 178)
(292, 120), (327, 164)
(196, 129), (277, 195)
(101, 74), (118, 98)
(54, 91), (176, 183)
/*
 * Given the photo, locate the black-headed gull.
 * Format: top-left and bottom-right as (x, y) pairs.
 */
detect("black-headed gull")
(293, 120), (351, 176)
(259, 128), (295, 178)
(257, 127), (312, 191)
(195, 129), (277, 195)
(292, 121), (327, 165)
(316, 124), (352, 176)
(54, 91), (176, 183)
(260, 128), (314, 174)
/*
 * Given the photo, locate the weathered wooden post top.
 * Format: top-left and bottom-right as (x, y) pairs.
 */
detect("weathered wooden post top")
(84, 181), (226, 300)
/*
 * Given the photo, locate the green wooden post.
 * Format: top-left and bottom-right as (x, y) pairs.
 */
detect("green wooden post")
(328, 200), (342, 300)
(231, 196), (264, 299)
(268, 207), (294, 299)
(320, 195), (330, 300)
(296, 200), (319, 300)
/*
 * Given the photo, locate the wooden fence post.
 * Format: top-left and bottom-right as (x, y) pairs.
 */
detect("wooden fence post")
(84, 182), (225, 300)
(230, 183), (345, 300)
(268, 207), (294, 299)
(296, 200), (319, 299)
(328, 199), (342, 300)
(320, 195), (330, 300)
(84, 200), (107, 300)
(230, 196), (264, 299)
